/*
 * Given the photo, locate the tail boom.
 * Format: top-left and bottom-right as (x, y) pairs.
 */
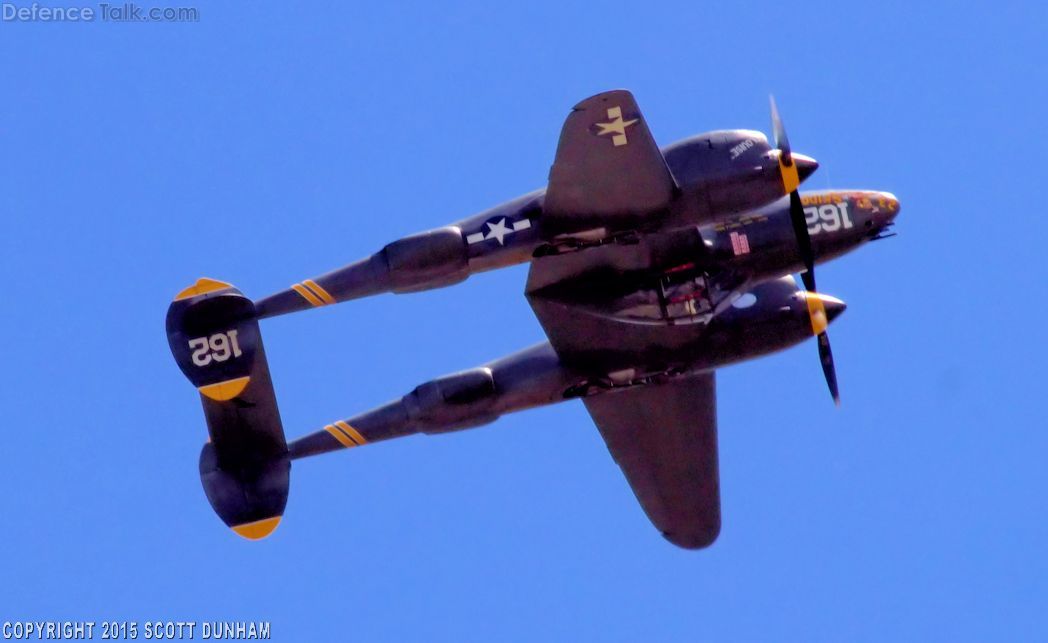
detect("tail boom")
(288, 343), (577, 460)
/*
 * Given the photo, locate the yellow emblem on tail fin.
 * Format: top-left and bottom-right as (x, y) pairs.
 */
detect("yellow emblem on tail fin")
(174, 278), (233, 301)
(231, 516), (282, 540)
(199, 376), (251, 401)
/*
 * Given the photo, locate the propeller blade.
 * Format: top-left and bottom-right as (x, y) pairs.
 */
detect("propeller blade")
(773, 101), (816, 290)
(817, 332), (840, 406)
(802, 293), (846, 406)
(787, 191), (817, 291)
(769, 94), (791, 163)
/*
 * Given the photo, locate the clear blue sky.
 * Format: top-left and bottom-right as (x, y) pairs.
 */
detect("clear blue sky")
(1, 2), (1045, 640)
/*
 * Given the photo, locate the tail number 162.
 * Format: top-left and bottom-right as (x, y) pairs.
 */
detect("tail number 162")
(804, 202), (853, 235)
(189, 330), (243, 367)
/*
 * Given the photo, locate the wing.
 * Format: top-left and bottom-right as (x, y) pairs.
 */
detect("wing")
(543, 89), (677, 238)
(584, 372), (720, 549)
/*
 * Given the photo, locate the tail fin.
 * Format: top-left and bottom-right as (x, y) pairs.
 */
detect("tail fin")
(166, 279), (290, 540)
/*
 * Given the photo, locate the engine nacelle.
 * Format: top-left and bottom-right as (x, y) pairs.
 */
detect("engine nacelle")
(404, 367), (499, 432)
(383, 227), (470, 293)
(663, 130), (815, 220)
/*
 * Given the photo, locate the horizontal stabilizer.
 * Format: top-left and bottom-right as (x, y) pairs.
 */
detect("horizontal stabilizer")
(166, 278), (290, 539)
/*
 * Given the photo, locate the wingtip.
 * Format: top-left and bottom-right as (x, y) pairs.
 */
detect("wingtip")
(662, 525), (721, 550)
(572, 88), (634, 110)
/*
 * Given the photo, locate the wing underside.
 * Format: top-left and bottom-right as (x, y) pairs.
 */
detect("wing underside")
(543, 89), (677, 237)
(583, 372), (720, 549)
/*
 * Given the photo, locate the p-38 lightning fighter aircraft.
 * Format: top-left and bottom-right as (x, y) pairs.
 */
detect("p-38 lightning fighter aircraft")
(167, 90), (899, 548)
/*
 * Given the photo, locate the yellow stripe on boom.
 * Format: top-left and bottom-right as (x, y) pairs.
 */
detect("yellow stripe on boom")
(291, 283), (325, 307)
(324, 424), (357, 448)
(303, 279), (336, 305)
(335, 420), (367, 446)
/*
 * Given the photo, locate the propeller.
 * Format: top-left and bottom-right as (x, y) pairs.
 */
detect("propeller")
(770, 96), (841, 406)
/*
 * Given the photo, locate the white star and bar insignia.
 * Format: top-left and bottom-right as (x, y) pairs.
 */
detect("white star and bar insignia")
(465, 217), (532, 246)
(595, 106), (639, 147)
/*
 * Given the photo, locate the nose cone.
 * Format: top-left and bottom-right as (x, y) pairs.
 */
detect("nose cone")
(793, 153), (819, 183)
(799, 292), (846, 335)
(823, 295), (847, 323)
(882, 191), (901, 217)
(873, 191), (901, 228)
